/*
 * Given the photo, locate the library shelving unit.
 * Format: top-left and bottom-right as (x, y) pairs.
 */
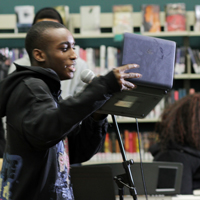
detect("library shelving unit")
(67, 11), (200, 124)
(0, 11), (200, 162)
(0, 12), (199, 121)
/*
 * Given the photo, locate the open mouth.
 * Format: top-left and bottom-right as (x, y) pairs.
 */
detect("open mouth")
(66, 65), (76, 72)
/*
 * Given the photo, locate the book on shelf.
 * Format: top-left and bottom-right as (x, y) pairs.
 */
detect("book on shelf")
(180, 47), (187, 73)
(128, 131), (134, 153)
(110, 132), (116, 153)
(174, 47), (186, 74)
(133, 131), (139, 153)
(107, 46), (118, 71)
(119, 130), (155, 157)
(112, 4), (133, 35)
(165, 3), (186, 31)
(85, 48), (101, 75)
(54, 5), (70, 29)
(100, 45), (106, 75)
(194, 5), (200, 31)
(123, 130), (140, 154)
(102, 132), (121, 154)
(115, 140), (120, 153)
(170, 90), (177, 104)
(94, 48), (100, 71)
(142, 132), (159, 152)
(165, 88), (187, 105)
(141, 4), (161, 33)
(104, 133), (111, 153)
(86, 130), (158, 163)
(178, 88), (187, 99)
(85, 48), (95, 71)
(187, 47), (200, 73)
(14, 5), (35, 33)
(73, 45), (121, 75)
(174, 90), (179, 101)
(193, 49), (200, 70)
(79, 48), (87, 62)
(80, 5), (101, 35)
(175, 48), (181, 74)
(124, 129), (129, 152)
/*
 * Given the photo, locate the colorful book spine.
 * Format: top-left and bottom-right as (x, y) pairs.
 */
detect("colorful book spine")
(124, 129), (129, 152)
(104, 133), (110, 153)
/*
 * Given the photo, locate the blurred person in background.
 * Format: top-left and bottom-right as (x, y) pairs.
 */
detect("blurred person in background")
(149, 93), (200, 194)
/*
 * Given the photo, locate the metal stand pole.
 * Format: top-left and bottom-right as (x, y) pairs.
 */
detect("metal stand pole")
(111, 115), (137, 200)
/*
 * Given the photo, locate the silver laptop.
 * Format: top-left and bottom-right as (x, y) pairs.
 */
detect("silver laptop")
(97, 33), (176, 118)
(80, 162), (183, 196)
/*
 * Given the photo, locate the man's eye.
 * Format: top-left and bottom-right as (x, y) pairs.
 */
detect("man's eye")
(62, 48), (68, 52)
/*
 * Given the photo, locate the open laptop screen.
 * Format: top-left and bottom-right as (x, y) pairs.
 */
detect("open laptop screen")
(156, 166), (178, 192)
(97, 33), (176, 118)
(121, 32), (176, 90)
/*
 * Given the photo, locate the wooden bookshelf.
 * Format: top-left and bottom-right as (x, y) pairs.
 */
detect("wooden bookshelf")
(0, 11), (199, 125)
(0, 11), (199, 39)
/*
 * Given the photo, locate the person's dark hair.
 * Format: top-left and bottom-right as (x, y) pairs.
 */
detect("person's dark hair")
(156, 93), (200, 151)
(32, 7), (63, 25)
(25, 21), (66, 62)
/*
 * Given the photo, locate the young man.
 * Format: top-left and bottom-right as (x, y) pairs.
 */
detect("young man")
(0, 21), (141, 200)
(5, 8), (88, 165)
(9, 7), (88, 98)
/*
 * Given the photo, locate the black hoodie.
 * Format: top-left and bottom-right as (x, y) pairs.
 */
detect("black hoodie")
(0, 64), (120, 200)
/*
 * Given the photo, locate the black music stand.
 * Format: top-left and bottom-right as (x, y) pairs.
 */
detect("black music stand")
(111, 115), (137, 200)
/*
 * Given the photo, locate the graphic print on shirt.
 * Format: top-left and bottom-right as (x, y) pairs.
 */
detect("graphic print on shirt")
(55, 141), (73, 199)
(0, 153), (22, 200)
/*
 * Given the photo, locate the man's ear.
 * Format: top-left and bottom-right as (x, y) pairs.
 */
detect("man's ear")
(32, 49), (46, 62)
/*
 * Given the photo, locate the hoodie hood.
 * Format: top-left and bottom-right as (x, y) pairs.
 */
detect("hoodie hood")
(149, 142), (200, 159)
(0, 63), (61, 117)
